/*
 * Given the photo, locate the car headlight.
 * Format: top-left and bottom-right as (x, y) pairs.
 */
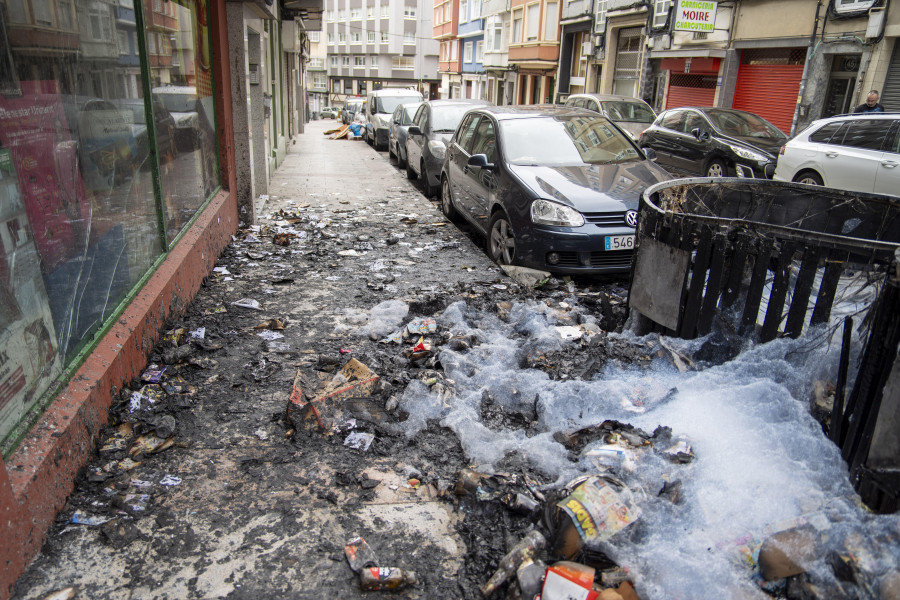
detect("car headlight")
(427, 140), (446, 161)
(729, 145), (768, 163)
(531, 199), (585, 227)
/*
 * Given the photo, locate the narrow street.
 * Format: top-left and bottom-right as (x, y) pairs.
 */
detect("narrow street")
(11, 120), (899, 600)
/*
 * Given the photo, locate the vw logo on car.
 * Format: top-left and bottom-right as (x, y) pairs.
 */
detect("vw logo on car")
(625, 210), (638, 227)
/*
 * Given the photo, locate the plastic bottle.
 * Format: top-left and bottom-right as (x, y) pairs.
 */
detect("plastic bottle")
(359, 567), (418, 591)
(480, 529), (548, 597)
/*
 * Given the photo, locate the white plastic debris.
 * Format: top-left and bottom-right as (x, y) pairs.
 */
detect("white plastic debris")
(231, 298), (262, 310)
(159, 475), (182, 486)
(344, 432), (375, 451)
(256, 330), (285, 341)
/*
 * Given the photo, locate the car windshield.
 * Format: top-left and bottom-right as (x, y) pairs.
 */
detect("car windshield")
(500, 115), (642, 166)
(600, 100), (655, 124)
(703, 109), (786, 140)
(431, 104), (476, 132)
(376, 96), (421, 114)
(157, 93), (196, 113)
(115, 103), (146, 125)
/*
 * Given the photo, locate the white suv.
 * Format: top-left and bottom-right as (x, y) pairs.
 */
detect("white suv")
(773, 113), (900, 196)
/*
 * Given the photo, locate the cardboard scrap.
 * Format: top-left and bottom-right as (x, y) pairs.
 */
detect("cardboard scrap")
(287, 358), (380, 434)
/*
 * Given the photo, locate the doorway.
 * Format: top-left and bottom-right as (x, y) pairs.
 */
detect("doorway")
(823, 54), (861, 117)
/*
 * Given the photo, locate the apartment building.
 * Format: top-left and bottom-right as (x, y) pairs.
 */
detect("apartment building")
(508, 0), (561, 103)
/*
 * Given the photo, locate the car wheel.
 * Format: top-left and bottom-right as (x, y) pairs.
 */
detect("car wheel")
(706, 159), (727, 177)
(367, 129), (374, 146)
(794, 171), (824, 186)
(488, 211), (517, 266)
(406, 160), (418, 180)
(441, 177), (458, 220)
(421, 161), (437, 197)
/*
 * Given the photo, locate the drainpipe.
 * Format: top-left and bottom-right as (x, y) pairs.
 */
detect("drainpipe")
(790, 0), (822, 137)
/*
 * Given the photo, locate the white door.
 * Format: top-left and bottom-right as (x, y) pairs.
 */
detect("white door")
(874, 121), (900, 196)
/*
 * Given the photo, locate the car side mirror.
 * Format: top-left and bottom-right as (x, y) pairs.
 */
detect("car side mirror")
(408, 125), (422, 136)
(467, 153), (495, 170)
(643, 147), (658, 161)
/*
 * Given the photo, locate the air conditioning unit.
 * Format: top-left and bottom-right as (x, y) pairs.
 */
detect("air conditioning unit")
(866, 7), (885, 39)
(647, 36), (655, 49)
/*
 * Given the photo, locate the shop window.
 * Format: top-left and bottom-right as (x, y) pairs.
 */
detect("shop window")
(0, 0), (219, 452)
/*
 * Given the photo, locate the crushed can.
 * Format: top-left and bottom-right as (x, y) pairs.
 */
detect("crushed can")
(344, 536), (378, 573)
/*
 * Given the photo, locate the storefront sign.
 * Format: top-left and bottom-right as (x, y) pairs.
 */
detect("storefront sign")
(674, 0), (717, 32)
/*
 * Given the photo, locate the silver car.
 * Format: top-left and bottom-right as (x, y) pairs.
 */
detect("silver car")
(388, 102), (422, 169)
(564, 93), (657, 141)
(406, 99), (492, 196)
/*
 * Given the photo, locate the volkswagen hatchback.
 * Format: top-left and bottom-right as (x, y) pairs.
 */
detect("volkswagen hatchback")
(441, 106), (671, 274)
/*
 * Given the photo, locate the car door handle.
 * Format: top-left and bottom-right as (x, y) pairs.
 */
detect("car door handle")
(881, 160), (898, 168)
(825, 152), (839, 158)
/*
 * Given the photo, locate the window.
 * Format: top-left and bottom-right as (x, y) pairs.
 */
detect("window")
(339, 32), (347, 42)
(839, 120), (888, 150)
(368, 6), (375, 18)
(371, 55), (378, 65)
(328, 33), (334, 44)
(328, 10), (335, 21)
(653, 0), (670, 29)
(512, 10), (523, 43)
(464, 41), (473, 62)
(451, 39), (458, 59)
(457, 114), (481, 151)
(118, 30), (129, 54)
(368, 31), (376, 42)
(309, 58), (324, 69)
(594, 0), (607, 32)
(342, 56), (351, 66)
(351, 8), (361, 19)
(809, 122), (843, 144)
(309, 31), (320, 42)
(460, 0), (468, 22)
(333, 79), (342, 92)
(526, 3), (540, 41)
(491, 16), (503, 50)
(89, 1), (112, 40)
(404, 6), (416, 18)
(381, 5), (390, 17)
(544, 2), (558, 41)
(351, 31), (361, 42)
(660, 110), (686, 131)
(330, 56), (339, 67)
(354, 56), (366, 66)
(476, 40), (484, 62)
(834, 0), (877, 13)
(381, 31), (389, 42)
(339, 9), (347, 19)
(313, 73), (327, 87)
(33, 0), (53, 26)
(471, 0), (482, 19)
(392, 56), (415, 69)
(404, 32), (415, 44)
(6, 0), (26, 23)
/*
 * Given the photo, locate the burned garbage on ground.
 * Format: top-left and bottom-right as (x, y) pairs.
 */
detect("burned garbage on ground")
(14, 128), (900, 600)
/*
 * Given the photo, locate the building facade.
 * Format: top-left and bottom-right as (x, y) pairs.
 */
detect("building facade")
(325, 0), (440, 105)
(508, 0), (561, 103)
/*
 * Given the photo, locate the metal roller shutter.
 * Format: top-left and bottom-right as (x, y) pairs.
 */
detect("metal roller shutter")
(732, 48), (805, 134)
(882, 42), (900, 112)
(665, 73), (717, 109)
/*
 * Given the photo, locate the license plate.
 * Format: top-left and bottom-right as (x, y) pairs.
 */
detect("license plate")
(604, 235), (635, 251)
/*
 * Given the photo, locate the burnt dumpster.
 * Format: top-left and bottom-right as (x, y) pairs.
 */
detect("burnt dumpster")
(628, 178), (900, 513)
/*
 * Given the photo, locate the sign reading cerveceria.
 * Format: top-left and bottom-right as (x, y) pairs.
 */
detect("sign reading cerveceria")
(674, 0), (717, 32)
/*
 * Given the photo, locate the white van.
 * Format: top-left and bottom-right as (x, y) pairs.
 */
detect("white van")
(365, 88), (424, 150)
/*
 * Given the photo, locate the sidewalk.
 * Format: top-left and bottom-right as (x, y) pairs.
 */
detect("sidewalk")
(12, 119), (502, 600)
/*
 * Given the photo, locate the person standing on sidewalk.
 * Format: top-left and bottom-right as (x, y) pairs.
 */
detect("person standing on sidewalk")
(854, 90), (885, 113)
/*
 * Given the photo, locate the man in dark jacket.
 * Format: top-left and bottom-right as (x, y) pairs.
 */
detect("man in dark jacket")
(854, 90), (885, 113)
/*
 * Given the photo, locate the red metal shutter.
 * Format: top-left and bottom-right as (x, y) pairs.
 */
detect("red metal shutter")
(665, 73), (717, 109)
(732, 48), (805, 134)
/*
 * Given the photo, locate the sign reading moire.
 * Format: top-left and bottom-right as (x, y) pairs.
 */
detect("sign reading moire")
(674, 0), (717, 32)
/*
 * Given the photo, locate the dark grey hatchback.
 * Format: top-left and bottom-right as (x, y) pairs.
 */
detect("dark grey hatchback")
(441, 105), (671, 274)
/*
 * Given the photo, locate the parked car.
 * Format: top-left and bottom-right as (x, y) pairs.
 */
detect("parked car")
(773, 113), (900, 195)
(342, 98), (365, 125)
(564, 93), (657, 141)
(406, 99), (492, 196)
(365, 88), (424, 150)
(639, 107), (786, 178)
(152, 85), (201, 151)
(388, 101), (422, 169)
(320, 106), (338, 119)
(112, 96), (177, 164)
(440, 105), (671, 274)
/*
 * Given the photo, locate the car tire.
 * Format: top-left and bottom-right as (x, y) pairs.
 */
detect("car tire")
(398, 147), (407, 169)
(406, 160), (418, 180)
(441, 177), (458, 220)
(421, 161), (437, 197)
(793, 171), (824, 186)
(366, 129), (374, 146)
(488, 211), (517, 267)
(706, 159), (727, 178)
